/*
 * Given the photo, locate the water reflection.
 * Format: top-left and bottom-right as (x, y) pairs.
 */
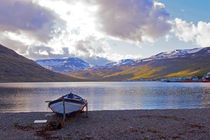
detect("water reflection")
(0, 82), (210, 112)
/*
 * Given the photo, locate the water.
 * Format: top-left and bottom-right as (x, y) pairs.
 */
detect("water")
(0, 82), (210, 112)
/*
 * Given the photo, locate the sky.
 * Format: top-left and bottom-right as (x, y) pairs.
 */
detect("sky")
(0, 0), (210, 62)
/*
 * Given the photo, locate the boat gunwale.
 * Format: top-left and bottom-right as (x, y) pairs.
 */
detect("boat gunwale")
(48, 98), (85, 107)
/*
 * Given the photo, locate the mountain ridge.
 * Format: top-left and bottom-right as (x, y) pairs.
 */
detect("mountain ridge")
(67, 47), (210, 81)
(36, 57), (90, 72)
(3, 43), (208, 82)
(36, 47), (208, 72)
(0, 44), (81, 82)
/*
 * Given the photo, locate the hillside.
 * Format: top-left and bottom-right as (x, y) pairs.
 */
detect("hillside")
(36, 57), (90, 72)
(0, 44), (80, 82)
(68, 47), (210, 81)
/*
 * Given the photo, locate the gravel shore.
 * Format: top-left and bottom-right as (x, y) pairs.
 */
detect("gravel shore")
(1, 109), (210, 140)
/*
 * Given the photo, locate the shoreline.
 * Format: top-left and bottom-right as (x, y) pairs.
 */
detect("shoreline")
(0, 107), (209, 113)
(1, 108), (210, 140)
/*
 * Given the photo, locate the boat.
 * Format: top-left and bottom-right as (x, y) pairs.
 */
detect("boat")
(48, 93), (87, 115)
(202, 77), (210, 82)
(166, 78), (182, 82)
(202, 72), (210, 82)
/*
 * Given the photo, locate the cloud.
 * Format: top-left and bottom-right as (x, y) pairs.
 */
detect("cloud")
(0, 36), (28, 55)
(173, 18), (210, 47)
(0, 0), (171, 62)
(93, 0), (171, 42)
(75, 36), (106, 57)
(0, 0), (65, 42)
(27, 46), (71, 60)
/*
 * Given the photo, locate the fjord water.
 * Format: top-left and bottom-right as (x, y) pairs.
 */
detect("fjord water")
(0, 82), (209, 112)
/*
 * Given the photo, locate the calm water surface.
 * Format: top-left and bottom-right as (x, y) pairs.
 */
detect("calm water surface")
(0, 82), (210, 112)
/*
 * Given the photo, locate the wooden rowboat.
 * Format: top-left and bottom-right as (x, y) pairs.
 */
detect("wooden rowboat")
(48, 93), (87, 115)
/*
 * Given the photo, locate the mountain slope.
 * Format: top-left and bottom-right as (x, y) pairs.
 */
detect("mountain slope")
(36, 56), (135, 72)
(141, 48), (203, 61)
(68, 47), (210, 81)
(0, 44), (80, 82)
(36, 57), (90, 72)
(104, 59), (135, 67)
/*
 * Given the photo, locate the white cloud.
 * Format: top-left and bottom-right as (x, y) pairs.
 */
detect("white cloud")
(154, 1), (165, 8)
(165, 34), (171, 42)
(173, 18), (210, 47)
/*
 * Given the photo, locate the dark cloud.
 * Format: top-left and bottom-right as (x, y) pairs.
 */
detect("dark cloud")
(94, 0), (171, 41)
(0, 0), (66, 42)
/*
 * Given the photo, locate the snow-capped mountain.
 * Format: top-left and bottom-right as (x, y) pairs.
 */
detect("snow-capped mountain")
(36, 57), (90, 72)
(36, 47), (209, 73)
(36, 57), (135, 72)
(82, 57), (111, 67)
(67, 47), (210, 81)
(105, 59), (135, 67)
(141, 48), (203, 62)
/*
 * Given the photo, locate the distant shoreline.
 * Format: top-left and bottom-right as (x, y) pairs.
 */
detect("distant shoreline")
(0, 80), (210, 83)
(1, 108), (210, 139)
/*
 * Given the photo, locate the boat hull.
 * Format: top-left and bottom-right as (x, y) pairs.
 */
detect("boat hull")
(49, 99), (85, 115)
(202, 77), (210, 82)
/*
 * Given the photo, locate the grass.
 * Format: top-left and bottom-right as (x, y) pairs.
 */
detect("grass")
(166, 70), (200, 78)
(13, 122), (19, 127)
(147, 129), (152, 132)
(28, 123), (33, 127)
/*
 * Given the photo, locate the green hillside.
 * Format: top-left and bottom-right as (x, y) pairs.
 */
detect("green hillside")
(68, 47), (210, 81)
(0, 44), (80, 82)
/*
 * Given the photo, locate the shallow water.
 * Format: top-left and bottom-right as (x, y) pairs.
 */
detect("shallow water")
(0, 82), (210, 112)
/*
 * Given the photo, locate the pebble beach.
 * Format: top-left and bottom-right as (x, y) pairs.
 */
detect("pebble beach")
(1, 109), (210, 140)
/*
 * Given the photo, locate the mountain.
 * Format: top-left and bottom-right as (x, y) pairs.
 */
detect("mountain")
(36, 54), (135, 72)
(0, 44), (80, 82)
(68, 47), (210, 81)
(36, 57), (90, 72)
(105, 59), (135, 67)
(82, 57), (111, 67)
(141, 48), (203, 62)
